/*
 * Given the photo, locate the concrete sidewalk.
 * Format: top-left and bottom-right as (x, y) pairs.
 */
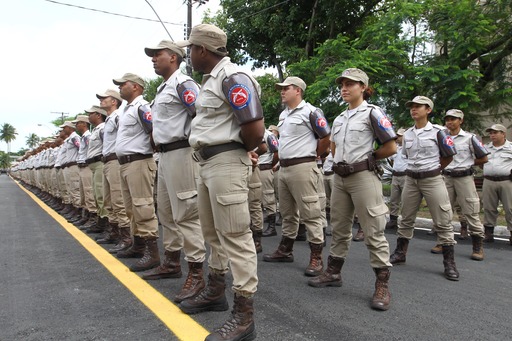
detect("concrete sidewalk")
(407, 216), (510, 237)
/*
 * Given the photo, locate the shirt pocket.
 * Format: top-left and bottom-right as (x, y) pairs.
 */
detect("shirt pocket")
(419, 137), (438, 157)
(348, 123), (368, 143)
(200, 92), (224, 123)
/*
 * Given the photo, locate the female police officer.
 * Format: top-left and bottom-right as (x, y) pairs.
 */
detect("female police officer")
(308, 68), (397, 311)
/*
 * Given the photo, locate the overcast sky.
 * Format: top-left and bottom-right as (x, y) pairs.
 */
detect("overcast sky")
(0, 0), (264, 152)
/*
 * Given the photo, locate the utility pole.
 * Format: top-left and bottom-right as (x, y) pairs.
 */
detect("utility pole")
(185, 0), (209, 76)
(51, 112), (69, 125)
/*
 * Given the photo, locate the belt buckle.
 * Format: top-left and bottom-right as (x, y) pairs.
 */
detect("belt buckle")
(126, 155), (132, 163)
(192, 151), (203, 162)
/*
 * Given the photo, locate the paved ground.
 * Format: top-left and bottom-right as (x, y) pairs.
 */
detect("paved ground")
(1, 174), (511, 341)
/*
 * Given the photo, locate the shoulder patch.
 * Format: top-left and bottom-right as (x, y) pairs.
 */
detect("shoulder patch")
(180, 88), (198, 107)
(228, 84), (251, 109)
(378, 115), (393, 130)
(443, 135), (455, 148)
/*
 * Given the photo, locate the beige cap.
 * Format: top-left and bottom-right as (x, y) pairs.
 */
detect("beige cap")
(175, 24), (228, 56)
(397, 128), (406, 136)
(72, 115), (90, 123)
(59, 121), (76, 129)
(485, 124), (507, 133)
(405, 96), (434, 109)
(84, 105), (107, 117)
(268, 125), (279, 133)
(113, 73), (145, 89)
(275, 76), (307, 91)
(335, 68), (369, 86)
(444, 109), (464, 119)
(145, 40), (186, 58)
(96, 89), (122, 102)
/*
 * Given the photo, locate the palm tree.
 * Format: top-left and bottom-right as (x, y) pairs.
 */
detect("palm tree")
(0, 123), (18, 153)
(26, 133), (40, 149)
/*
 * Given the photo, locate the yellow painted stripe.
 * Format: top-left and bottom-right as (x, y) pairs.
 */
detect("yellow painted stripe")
(16, 181), (210, 341)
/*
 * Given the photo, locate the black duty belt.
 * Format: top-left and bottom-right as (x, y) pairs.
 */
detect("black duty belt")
(442, 168), (474, 177)
(102, 154), (118, 163)
(192, 142), (245, 162)
(158, 140), (190, 153)
(280, 157), (316, 168)
(484, 175), (511, 182)
(64, 162), (78, 168)
(78, 163), (88, 168)
(392, 171), (407, 177)
(406, 168), (441, 179)
(259, 164), (273, 171)
(86, 155), (103, 164)
(323, 171), (334, 176)
(118, 153), (153, 165)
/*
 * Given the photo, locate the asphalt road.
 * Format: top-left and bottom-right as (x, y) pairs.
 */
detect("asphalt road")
(1, 174), (511, 341)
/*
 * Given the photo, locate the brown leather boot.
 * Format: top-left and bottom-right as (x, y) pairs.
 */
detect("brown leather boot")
(108, 227), (133, 254)
(130, 237), (161, 272)
(86, 216), (108, 234)
(262, 214), (277, 237)
(142, 250), (182, 280)
(371, 268), (391, 311)
(80, 213), (97, 231)
(308, 255), (344, 287)
(96, 223), (120, 244)
(483, 225), (494, 243)
(430, 244), (443, 254)
(74, 210), (90, 227)
(353, 226), (364, 241)
(458, 222), (469, 240)
(470, 235), (484, 261)
(205, 294), (255, 341)
(116, 235), (144, 258)
(174, 262), (205, 303)
(252, 229), (262, 253)
(385, 215), (398, 230)
(179, 272), (229, 314)
(389, 238), (409, 265)
(442, 245), (459, 281)
(60, 203), (73, 215)
(263, 236), (294, 262)
(296, 223), (307, 241)
(305, 242), (323, 277)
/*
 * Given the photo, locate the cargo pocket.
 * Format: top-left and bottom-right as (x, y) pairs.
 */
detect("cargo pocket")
(262, 189), (276, 205)
(216, 192), (250, 234)
(464, 197), (481, 215)
(439, 203), (453, 220)
(300, 195), (320, 220)
(367, 203), (389, 217)
(366, 203), (389, 234)
(133, 196), (155, 222)
(175, 190), (198, 222)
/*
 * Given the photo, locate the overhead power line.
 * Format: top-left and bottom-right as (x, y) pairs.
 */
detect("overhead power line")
(43, 0), (184, 26)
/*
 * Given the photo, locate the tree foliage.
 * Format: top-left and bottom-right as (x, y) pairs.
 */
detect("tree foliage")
(211, 0), (512, 133)
(26, 133), (40, 149)
(0, 123), (18, 153)
(0, 151), (11, 169)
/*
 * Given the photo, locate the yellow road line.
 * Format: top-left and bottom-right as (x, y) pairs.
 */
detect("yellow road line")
(16, 181), (209, 341)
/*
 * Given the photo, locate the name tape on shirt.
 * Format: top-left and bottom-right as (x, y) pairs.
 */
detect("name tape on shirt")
(228, 84), (251, 109)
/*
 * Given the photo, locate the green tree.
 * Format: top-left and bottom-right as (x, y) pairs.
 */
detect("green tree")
(26, 133), (40, 149)
(255, 73), (283, 125)
(0, 151), (11, 169)
(0, 123), (18, 153)
(143, 76), (164, 103)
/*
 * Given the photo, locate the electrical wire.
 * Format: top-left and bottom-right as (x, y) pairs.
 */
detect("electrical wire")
(42, 0), (184, 26)
(144, 0), (173, 40)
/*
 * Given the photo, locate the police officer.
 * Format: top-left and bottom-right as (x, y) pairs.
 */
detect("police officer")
(481, 124), (512, 245)
(71, 114), (96, 225)
(386, 128), (407, 229)
(112, 73), (160, 273)
(142, 40), (207, 303)
(59, 121), (81, 219)
(260, 128), (279, 237)
(430, 109), (488, 260)
(97, 89), (132, 253)
(84, 106), (111, 242)
(390, 96), (460, 281)
(308, 68), (396, 311)
(175, 23), (264, 341)
(263, 76), (331, 278)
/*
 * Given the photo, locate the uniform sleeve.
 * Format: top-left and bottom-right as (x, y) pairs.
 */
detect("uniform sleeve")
(266, 133), (279, 153)
(308, 108), (331, 139)
(436, 129), (457, 157)
(137, 104), (153, 134)
(222, 72), (264, 125)
(71, 136), (80, 149)
(369, 106), (397, 145)
(470, 135), (489, 159)
(176, 79), (200, 117)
